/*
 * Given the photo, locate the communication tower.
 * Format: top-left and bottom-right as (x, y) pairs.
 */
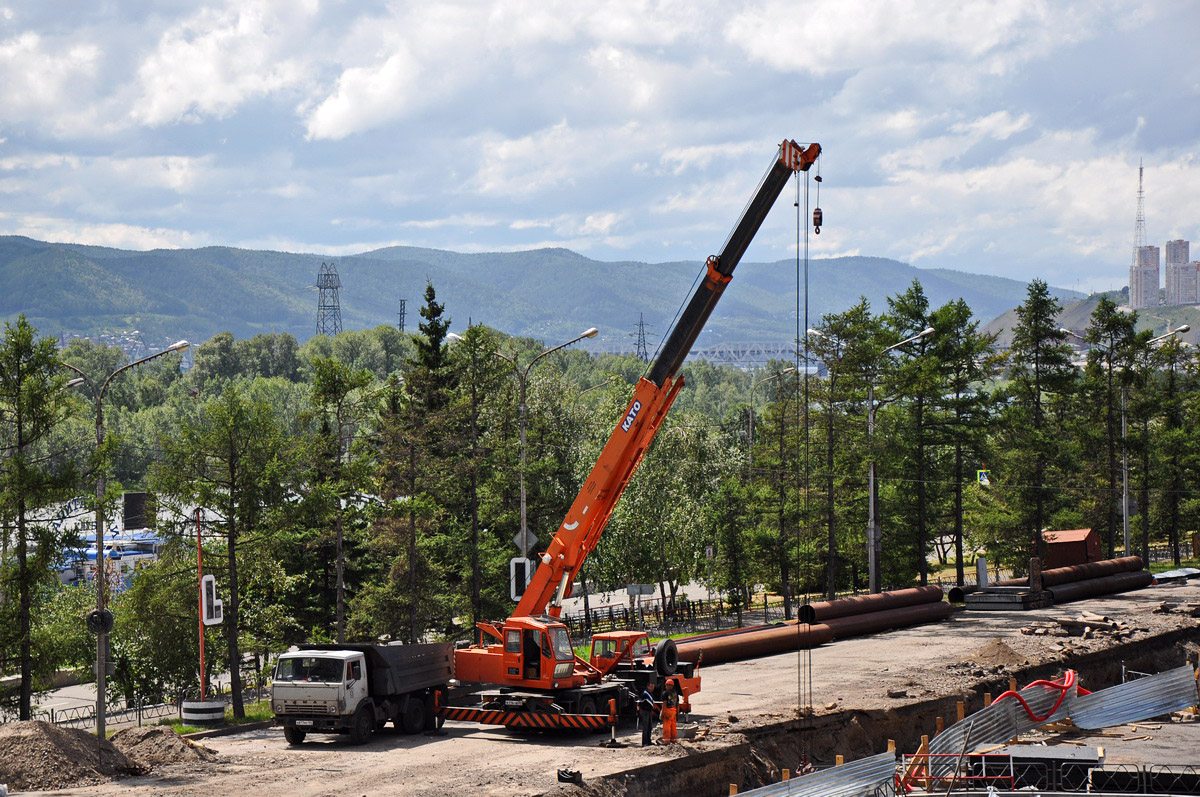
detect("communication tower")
(316, 262), (343, 336)
(1132, 160), (1146, 256)
(397, 298), (407, 332)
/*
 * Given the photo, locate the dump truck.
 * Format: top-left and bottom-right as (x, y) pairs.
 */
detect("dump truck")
(271, 642), (452, 744)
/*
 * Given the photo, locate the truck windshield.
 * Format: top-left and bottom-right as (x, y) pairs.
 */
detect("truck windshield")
(275, 656), (344, 683)
(550, 627), (574, 661)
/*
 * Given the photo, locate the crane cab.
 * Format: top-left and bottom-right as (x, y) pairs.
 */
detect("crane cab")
(455, 615), (584, 691)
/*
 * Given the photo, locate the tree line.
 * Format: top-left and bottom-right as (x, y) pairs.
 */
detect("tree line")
(2, 277), (1197, 720)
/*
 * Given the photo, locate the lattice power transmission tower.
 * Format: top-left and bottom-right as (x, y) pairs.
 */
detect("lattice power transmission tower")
(634, 313), (651, 362)
(397, 298), (407, 332)
(316, 262), (343, 336)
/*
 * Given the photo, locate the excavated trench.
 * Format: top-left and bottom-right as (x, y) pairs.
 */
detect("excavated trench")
(546, 626), (1200, 797)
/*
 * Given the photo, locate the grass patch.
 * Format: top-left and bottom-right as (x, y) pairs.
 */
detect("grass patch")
(1148, 558), (1199, 574)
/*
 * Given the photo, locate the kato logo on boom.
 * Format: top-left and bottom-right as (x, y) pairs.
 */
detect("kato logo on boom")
(620, 400), (642, 432)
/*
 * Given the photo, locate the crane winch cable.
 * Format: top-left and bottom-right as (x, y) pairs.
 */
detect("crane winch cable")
(795, 154), (816, 772)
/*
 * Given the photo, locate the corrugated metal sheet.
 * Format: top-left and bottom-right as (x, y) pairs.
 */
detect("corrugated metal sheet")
(928, 678), (1082, 776)
(739, 751), (898, 797)
(1071, 664), (1198, 730)
(927, 702), (1016, 776)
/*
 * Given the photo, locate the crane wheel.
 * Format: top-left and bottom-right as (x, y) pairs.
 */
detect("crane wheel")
(654, 639), (678, 676)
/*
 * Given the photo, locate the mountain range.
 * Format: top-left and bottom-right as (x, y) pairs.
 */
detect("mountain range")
(2, 235), (1085, 351)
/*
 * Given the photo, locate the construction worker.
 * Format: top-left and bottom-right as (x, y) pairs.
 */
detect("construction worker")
(638, 680), (657, 746)
(661, 680), (679, 743)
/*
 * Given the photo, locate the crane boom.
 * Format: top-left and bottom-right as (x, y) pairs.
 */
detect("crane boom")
(514, 139), (821, 619)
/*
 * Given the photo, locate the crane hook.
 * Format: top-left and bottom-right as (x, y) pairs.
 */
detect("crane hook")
(812, 207), (823, 235)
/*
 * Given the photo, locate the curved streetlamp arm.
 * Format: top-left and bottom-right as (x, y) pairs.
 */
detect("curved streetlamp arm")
(522, 327), (598, 381)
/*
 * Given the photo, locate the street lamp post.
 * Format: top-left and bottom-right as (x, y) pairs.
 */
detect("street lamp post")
(866, 327), (934, 593)
(495, 328), (598, 557)
(63, 339), (189, 739)
(749, 367), (796, 451)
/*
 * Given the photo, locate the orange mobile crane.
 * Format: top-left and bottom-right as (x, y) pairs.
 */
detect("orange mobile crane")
(443, 139), (822, 731)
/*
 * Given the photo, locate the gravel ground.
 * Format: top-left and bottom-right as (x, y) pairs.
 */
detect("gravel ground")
(16, 581), (1199, 796)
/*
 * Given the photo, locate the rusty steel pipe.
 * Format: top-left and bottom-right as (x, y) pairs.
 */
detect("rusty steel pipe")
(821, 599), (953, 639)
(1046, 569), (1153, 604)
(675, 622), (834, 665)
(1040, 556), (1144, 587)
(975, 556), (1144, 591)
(796, 585), (944, 624)
(947, 584), (977, 603)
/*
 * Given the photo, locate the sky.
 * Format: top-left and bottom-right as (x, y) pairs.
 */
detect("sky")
(1, 0), (1198, 295)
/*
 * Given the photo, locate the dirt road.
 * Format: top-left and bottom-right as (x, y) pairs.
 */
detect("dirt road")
(35, 581), (1200, 796)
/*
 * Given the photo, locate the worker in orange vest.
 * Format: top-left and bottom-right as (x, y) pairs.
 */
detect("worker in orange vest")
(661, 679), (679, 743)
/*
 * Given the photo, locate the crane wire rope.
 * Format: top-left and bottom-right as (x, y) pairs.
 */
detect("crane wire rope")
(794, 153), (816, 770)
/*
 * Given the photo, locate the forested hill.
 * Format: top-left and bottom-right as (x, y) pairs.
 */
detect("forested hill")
(1, 236), (1081, 348)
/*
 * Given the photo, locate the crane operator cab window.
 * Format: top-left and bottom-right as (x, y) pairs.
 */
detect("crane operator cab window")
(523, 630), (541, 679)
(594, 638), (618, 661)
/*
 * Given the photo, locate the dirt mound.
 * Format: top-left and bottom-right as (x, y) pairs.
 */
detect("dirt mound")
(0, 720), (146, 791)
(964, 637), (1025, 666)
(110, 725), (219, 765)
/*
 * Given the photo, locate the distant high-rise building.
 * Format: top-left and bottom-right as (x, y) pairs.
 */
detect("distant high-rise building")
(1164, 239), (1195, 306)
(1130, 245), (1160, 309)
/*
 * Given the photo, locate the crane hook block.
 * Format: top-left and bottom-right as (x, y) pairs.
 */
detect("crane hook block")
(813, 207), (823, 235)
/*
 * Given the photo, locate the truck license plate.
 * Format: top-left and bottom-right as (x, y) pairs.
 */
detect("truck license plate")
(296, 720), (314, 726)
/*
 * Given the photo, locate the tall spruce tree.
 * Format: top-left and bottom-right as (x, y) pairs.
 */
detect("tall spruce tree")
(0, 315), (79, 719)
(1001, 280), (1076, 565)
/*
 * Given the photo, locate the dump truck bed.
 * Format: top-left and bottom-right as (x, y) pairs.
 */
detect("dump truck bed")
(296, 642), (453, 695)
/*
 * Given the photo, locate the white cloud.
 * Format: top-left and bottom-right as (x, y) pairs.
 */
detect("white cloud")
(725, 1), (1102, 77)
(0, 32), (101, 126)
(303, 47), (421, 141)
(132, 0), (313, 125)
(0, 211), (202, 249)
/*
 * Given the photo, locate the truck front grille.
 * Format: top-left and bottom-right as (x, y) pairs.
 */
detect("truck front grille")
(278, 701), (337, 715)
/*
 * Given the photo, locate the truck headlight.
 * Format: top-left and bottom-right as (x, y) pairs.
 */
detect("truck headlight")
(554, 662), (573, 678)
(273, 703), (282, 712)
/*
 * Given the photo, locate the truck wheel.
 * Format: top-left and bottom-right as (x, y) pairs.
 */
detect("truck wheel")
(401, 696), (426, 734)
(283, 726), (306, 745)
(578, 697), (597, 716)
(349, 707), (374, 745)
(654, 638), (678, 676)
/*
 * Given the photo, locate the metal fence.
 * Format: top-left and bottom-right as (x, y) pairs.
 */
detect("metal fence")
(561, 593), (797, 644)
(30, 683), (266, 732)
(33, 697), (179, 730)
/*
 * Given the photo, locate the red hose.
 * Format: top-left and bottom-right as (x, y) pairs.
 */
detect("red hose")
(989, 670), (1084, 722)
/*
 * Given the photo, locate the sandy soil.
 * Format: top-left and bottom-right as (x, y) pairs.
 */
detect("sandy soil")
(23, 581), (1200, 796)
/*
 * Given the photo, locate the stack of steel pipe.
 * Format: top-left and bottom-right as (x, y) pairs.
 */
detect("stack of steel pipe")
(1044, 557), (1152, 603)
(673, 586), (950, 666)
(798, 585), (951, 639)
(674, 621), (833, 665)
(948, 557), (1151, 605)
